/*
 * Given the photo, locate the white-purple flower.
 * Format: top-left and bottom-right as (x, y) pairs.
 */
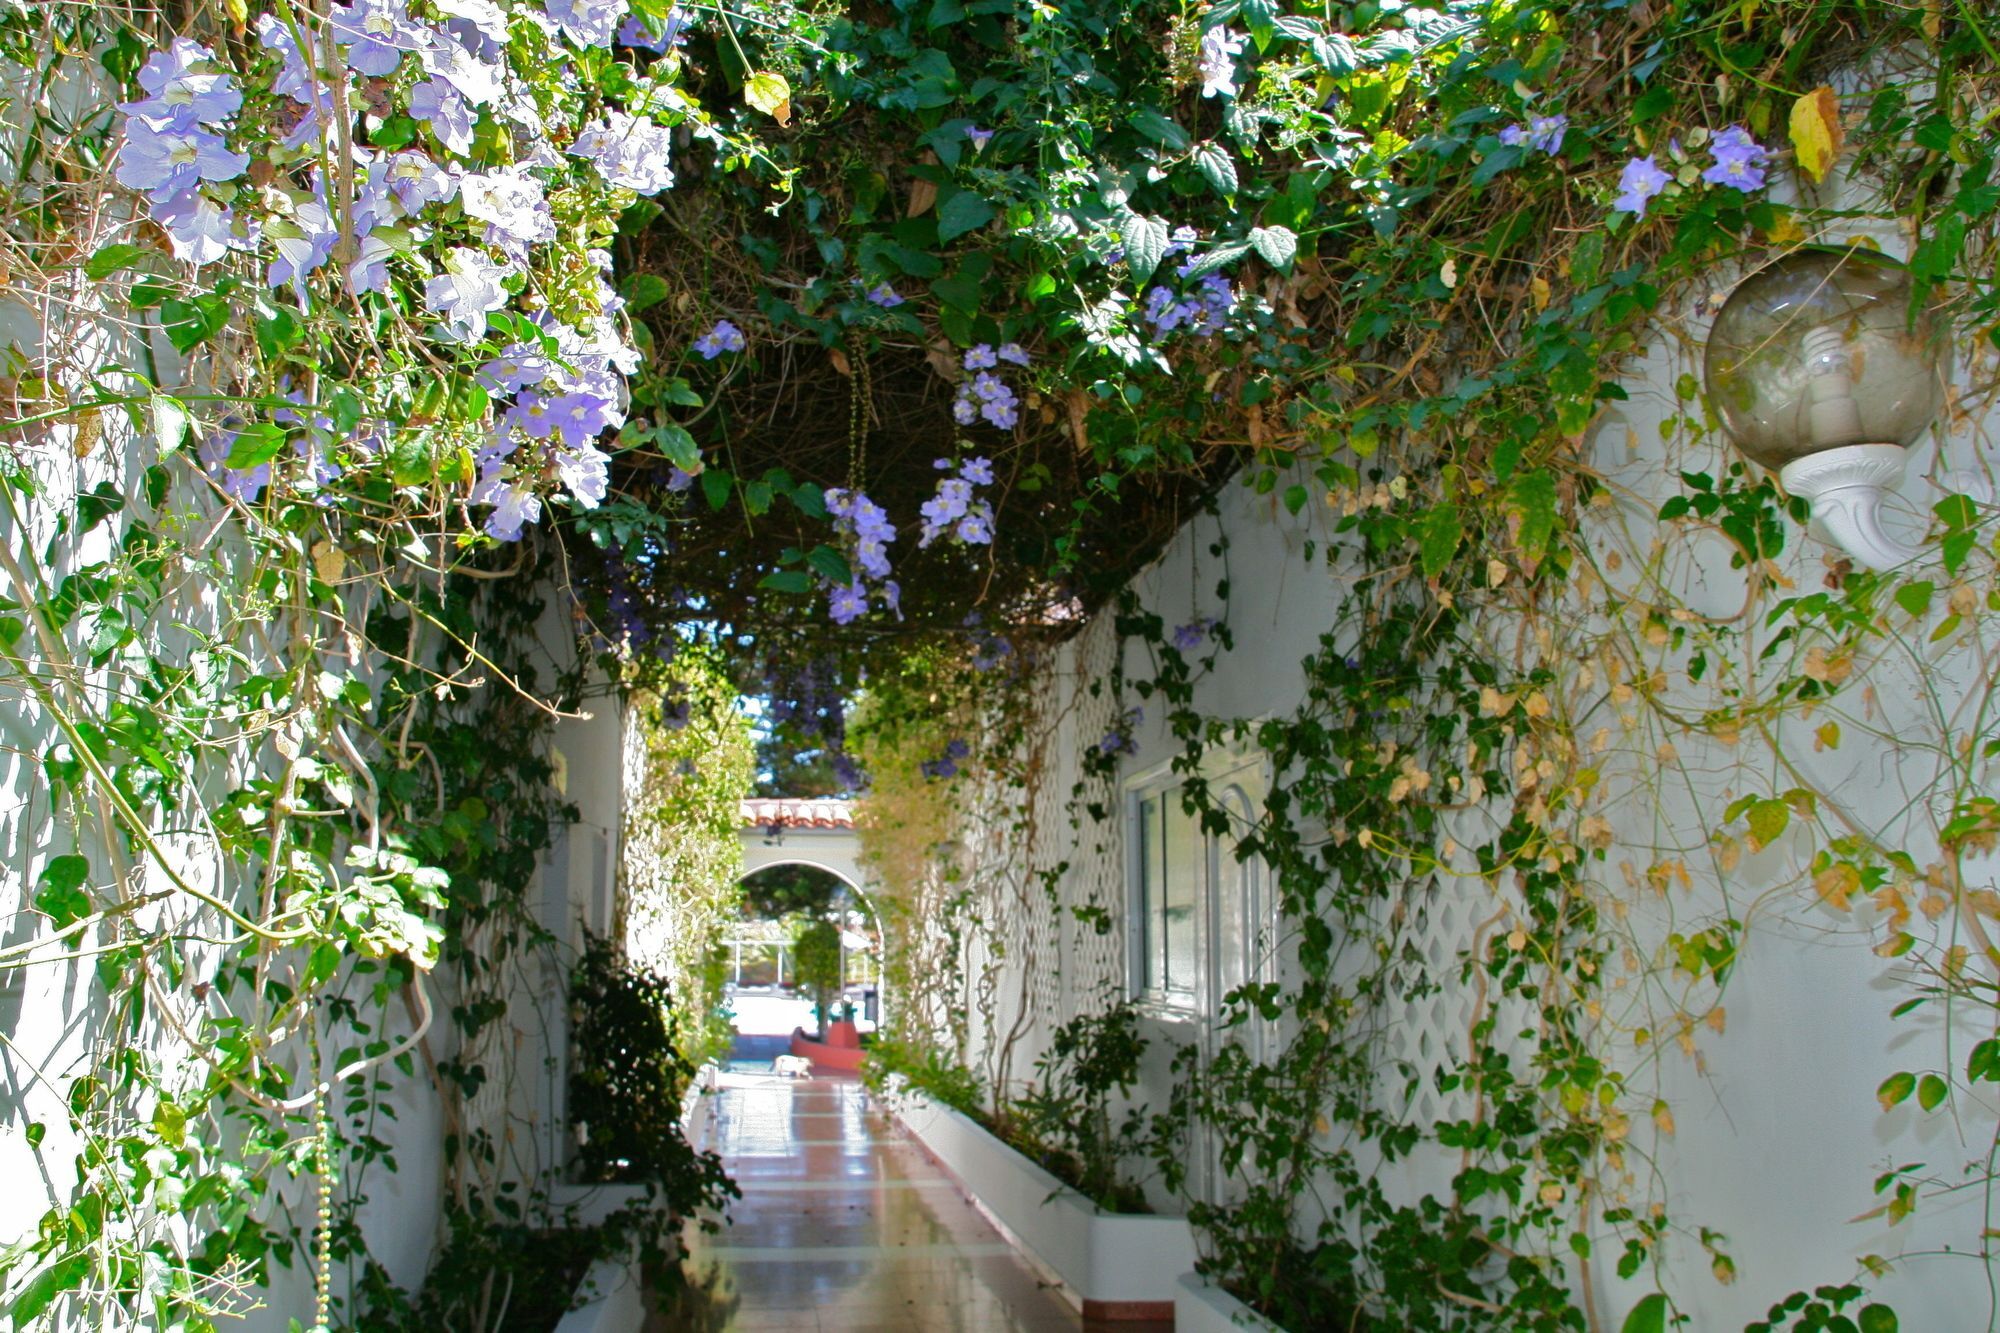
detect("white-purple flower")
(153, 191), (253, 266)
(410, 80), (475, 154)
(459, 169), (556, 255)
(1198, 27), (1248, 99)
(347, 233), (401, 294)
(548, 390), (615, 447)
(474, 461), (543, 540)
(1612, 154), (1671, 216)
(256, 15), (317, 104)
(864, 283), (904, 308)
(544, 0), (628, 48)
(557, 442), (611, 506)
(266, 201), (339, 303)
(422, 31), (504, 105)
(966, 125), (994, 151)
(996, 343), (1030, 366)
(694, 319), (745, 359)
(504, 392), (558, 438)
(115, 120), (248, 202)
(424, 246), (516, 340)
(570, 110), (677, 194)
(963, 343), (997, 370)
(122, 38), (242, 128)
(478, 343), (550, 394)
(960, 456), (995, 485)
(329, 0), (427, 76)
(828, 581), (868, 625)
(386, 151), (458, 215)
(618, 5), (691, 50)
(1703, 125), (1770, 191)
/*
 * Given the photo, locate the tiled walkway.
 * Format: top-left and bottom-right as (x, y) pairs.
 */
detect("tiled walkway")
(669, 1067), (1084, 1332)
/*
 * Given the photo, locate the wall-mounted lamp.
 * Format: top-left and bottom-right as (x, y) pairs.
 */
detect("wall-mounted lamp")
(1702, 247), (1956, 571)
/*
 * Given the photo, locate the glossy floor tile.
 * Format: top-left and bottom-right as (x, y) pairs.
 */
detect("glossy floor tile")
(662, 1068), (1085, 1332)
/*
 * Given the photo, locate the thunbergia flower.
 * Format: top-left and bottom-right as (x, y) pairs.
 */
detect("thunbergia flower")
(1163, 224), (1199, 257)
(828, 581), (869, 625)
(960, 456), (995, 485)
(1526, 113), (1568, 154)
(386, 151), (459, 215)
(1612, 155), (1671, 216)
(1171, 618), (1215, 651)
(864, 283), (904, 308)
(1703, 125), (1770, 191)
(436, 0), (512, 45)
(980, 398), (1017, 429)
(153, 191), (253, 266)
(266, 200), (339, 303)
(965, 125), (994, 151)
(571, 110), (677, 193)
(347, 233), (402, 294)
(952, 397), (979, 425)
(963, 344), (998, 370)
(548, 390), (615, 447)
(329, 0), (427, 76)
(666, 465), (697, 492)
(544, 0), (629, 49)
(995, 343), (1030, 366)
(503, 393), (558, 438)
(956, 505), (994, 543)
(257, 14), (316, 103)
(410, 79), (475, 154)
(115, 120), (249, 202)
(425, 246), (517, 340)
(478, 343), (550, 394)
(1499, 124), (1528, 147)
(473, 461), (543, 540)
(123, 38), (242, 127)
(1198, 26), (1248, 99)
(556, 441), (611, 506)
(422, 32), (504, 106)
(459, 169), (556, 256)
(694, 319), (745, 358)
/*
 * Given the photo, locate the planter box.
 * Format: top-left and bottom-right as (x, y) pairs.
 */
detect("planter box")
(1175, 1272), (1284, 1333)
(790, 1024), (866, 1072)
(888, 1085), (1197, 1320)
(552, 1255), (644, 1333)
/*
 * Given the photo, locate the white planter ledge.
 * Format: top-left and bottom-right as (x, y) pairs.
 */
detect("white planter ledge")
(552, 1254), (645, 1333)
(1175, 1271), (1284, 1333)
(886, 1083), (1197, 1319)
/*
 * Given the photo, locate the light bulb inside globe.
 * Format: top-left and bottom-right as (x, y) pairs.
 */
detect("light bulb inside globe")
(1701, 248), (1949, 570)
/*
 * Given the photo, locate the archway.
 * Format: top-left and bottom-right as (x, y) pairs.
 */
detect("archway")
(731, 799), (887, 1051)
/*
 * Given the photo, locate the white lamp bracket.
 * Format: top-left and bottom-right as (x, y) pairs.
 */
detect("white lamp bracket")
(1780, 444), (1992, 572)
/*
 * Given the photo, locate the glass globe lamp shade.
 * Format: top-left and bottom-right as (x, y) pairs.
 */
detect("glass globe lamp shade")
(1702, 248), (1945, 471)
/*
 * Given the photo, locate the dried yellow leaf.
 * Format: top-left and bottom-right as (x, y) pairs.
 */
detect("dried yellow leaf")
(1789, 85), (1844, 184)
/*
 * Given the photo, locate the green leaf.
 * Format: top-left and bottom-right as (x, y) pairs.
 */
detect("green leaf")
(85, 242), (148, 281)
(805, 546), (853, 585)
(1130, 108), (1190, 151)
(744, 70), (792, 124)
(148, 395), (190, 457)
(1419, 502), (1462, 578)
(226, 423), (288, 470)
(152, 1098), (187, 1147)
(1621, 1293), (1668, 1333)
(1249, 225), (1298, 270)
(1194, 142), (1239, 197)
(622, 273), (671, 314)
(34, 854), (91, 930)
(1745, 798), (1790, 850)
(1282, 483), (1308, 515)
(1894, 581), (1934, 618)
(1917, 1073), (1947, 1111)
(1508, 468), (1558, 569)
(1859, 1304), (1899, 1333)
(1877, 1070), (1916, 1111)
(307, 941), (342, 987)
(655, 423), (701, 472)
(758, 569), (812, 594)
(701, 469), (732, 511)
(254, 301), (301, 360)
(1122, 214), (1171, 284)
(159, 293), (230, 354)
(937, 190), (996, 242)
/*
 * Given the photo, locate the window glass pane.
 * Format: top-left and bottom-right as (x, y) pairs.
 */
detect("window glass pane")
(1164, 795), (1200, 995)
(1139, 794), (1161, 992)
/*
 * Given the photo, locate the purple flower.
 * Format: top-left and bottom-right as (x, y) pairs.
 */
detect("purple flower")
(544, 0), (628, 48)
(666, 465), (697, 492)
(153, 191), (252, 266)
(424, 246), (517, 341)
(478, 343), (550, 394)
(386, 151), (458, 215)
(504, 393), (558, 438)
(828, 581), (868, 625)
(548, 390), (614, 447)
(865, 283), (904, 308)
(473, 461), (542, 540)
(694, 319), (745, 359)
(1612, 155), (1671, 216)
(1198, 27), (1247, 99)
(557, 442), (611, 506)
(115, 120), (248, 202)
(996, 343), (1030, 366)
(945, 738), (970, 760)
(257, 15), (315, 104)
(347, 233), (399, 294)
(328, 0), (427, 76)
(1171, 619), (1213, 651)
(1498, 124), (1528, 147)
(571, 110), (677, 194)
(123, 39), (242, 128)
(421, 32), (504, 106)
(410, 80), (474, 154)
(963, 344), (998, 370)
(960, 456), (994, 485)
(966, 125), (994, 151)
(1527, 113), (1567, 155)
(979, 398), (1017, 429)
(458, 169), (555, 256)
(1163, 225), (1199, 256)
(266, 200), (338, 304)
(952, 396), (979, 425)
(956, 506), (994, 544)
(1703, 125), (1770, 191)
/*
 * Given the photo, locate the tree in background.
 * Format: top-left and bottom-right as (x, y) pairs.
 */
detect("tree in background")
(790, 917), (844, 1038)
(740, 862), (846, 921)
(621, 648), (755, 1067)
